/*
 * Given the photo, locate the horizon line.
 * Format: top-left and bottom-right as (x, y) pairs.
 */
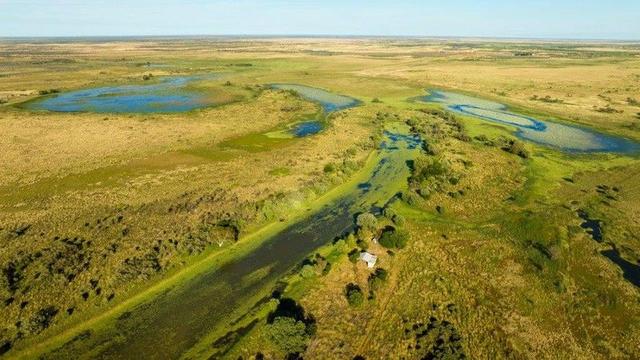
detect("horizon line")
(1, 34), (639, 43)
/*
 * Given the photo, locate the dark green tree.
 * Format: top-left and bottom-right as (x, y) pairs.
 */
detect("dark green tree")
(266, 317), (310, 354)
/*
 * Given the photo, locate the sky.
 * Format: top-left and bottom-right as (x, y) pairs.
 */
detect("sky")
(0, 0), (639, 40)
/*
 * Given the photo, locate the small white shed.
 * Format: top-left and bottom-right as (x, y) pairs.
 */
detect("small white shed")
(359, 252), (377, 269)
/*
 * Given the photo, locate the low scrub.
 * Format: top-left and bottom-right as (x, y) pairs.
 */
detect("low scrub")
(501, 139), (529, 159)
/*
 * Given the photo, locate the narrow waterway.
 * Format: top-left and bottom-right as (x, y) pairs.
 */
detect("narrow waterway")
(31, 84), (414, 359)
(41, 127), (419, 359)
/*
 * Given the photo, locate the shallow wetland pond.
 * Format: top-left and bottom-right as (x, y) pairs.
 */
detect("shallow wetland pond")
(25, 75), (223, 113)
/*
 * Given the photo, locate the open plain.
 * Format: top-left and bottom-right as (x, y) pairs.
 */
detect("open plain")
(1, 37), (640, 359)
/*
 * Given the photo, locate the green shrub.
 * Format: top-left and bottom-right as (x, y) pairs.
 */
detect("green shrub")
(348, 249), (360, 263)
(423, 142), (440, 156)
(356, 212), (377, 240)
(383, 207), (396, 220)
(356, 213), (377, 231)
(410, 317), (466, 359)
(321, 262), (332, 276)
(345, 233), (357, 247)
(38, 89), (60, 95)
(345, 283), (364, 307)
(379, 228), (409, 249)
(409, 156), (456, 195)
(502, 139), (529, 159)
(392, 214), (405, 226)
(402, 190), (424, 206)
(300, 264), (315, 278)
(368, 268), (389, 291)
(266, 317), (310, 354)
(413, 156), (450, 180)
(323, 163), (336, 173)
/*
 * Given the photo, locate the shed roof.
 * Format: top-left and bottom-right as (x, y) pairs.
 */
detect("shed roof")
(359, 251), (377, 268)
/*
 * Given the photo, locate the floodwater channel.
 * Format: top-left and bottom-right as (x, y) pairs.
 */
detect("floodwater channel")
(40, 127), (419, 359)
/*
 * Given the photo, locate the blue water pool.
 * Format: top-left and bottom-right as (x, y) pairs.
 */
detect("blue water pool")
(26, 75), (220, 113)
(291, 121), (324, 137)
(271, 84), (361, 138)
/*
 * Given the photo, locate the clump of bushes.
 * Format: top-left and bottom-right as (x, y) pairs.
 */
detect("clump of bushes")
(323, 163), (336, 173)
(474, 134), (495, 146)
(356, 238), (369, 251)
(368, 268), (389, 292)
(383, 207), (405, 227)
(392, 214), (405, 226)
(142, 73), (153, 81)
(409, 109), (469, 142)
(345, 283), (364, 307)
(38, 89), (60, 95)
(502, 139), (529, 159)
(452, 132), (471, 142)
(27, 306), (59, 334)
(300, 253), (331, 277)
(411, 156), (450, 181)
(356, 212), (377, 241)
(409, 155), (457, 198)
(379, 227), (409, 249)
(530, 95), (564, 104)
(348, 249), (361, 263)
(423, 142), (440, 156)
(594, 105), (623, 114)
(408, 316), (466, 360)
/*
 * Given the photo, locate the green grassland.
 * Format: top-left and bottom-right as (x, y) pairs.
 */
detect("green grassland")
(1, 38), (640, 359)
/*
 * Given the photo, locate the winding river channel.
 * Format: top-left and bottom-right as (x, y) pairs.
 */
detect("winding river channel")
(420, 90), (640, 153)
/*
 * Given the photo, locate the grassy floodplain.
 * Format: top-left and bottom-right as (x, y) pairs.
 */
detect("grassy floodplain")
(1, 37), (640, 359)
